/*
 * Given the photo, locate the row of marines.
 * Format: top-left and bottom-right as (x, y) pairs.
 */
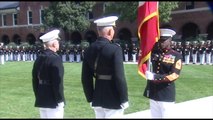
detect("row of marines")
(1, 40), (213, 65)
(171, 40), (213, 65)
(121, 40), (213, 65)
(0, 41), (139, 64)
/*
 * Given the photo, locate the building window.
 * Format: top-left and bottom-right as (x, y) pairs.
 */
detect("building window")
(186, 2), (194, 10)
(103, 3), (107, 13)
(2, 14), (7, 26)
(40, 9), (44, 24)
(28, 11), (33, 24)
(13, 13), (18, 25)
(87, 11), (93, 20)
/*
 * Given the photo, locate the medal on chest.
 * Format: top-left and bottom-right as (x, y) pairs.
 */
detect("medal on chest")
(162, 54), (175, 63)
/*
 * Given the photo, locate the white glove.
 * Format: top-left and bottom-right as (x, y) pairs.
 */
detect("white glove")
(89, 102), (93, 108)
(120, 102), (129, 109)
(145, 71), (154, 80)
(57, 102), (64, 107)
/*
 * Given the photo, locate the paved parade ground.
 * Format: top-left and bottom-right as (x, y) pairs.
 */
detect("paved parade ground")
(123, 96), (213, 118)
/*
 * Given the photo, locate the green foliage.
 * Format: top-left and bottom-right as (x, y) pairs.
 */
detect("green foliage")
(6, 42), (17, 49)
(80, 40), (90, 49)
(104, 2), (179, 23)
(104, 2), (138, 22)
(19, 42), (30, 49)
(34, 41), (43, 50)
(159, 2), (179, 23)
(43, 2), (96, 32)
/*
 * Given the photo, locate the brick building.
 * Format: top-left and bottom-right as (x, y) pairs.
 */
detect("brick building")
(166, 2), (213, 42)
(0, 2), (50, 45)
(0, 1), (212, 46)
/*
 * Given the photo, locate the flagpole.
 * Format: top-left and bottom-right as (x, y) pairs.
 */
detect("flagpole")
(147, 54), (153, 72)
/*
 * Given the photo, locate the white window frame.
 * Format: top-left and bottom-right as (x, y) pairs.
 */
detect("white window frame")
(86, 11), (93, 20)
(39, 9), (44, 24)
(2, 14), (7, 26)
(13, 13), (18, 26)
(27, 10), (33, 25)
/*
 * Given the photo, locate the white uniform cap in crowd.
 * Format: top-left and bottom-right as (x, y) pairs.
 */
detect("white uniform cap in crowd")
(39, 29), (60, 43)
(185, 41), (190, 45)
(160, 28), (176, 37)
(94, 16), (118, 27)
(206, 40), (211, 44)
(177, 42), (181, 45)
(200, 41), (204, 44)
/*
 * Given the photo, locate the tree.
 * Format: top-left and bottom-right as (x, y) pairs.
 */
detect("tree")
(104, 2), (179, 23)
(43, 2), (96, 32)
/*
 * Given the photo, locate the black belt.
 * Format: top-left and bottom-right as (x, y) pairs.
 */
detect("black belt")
(97, 75), (112, 80)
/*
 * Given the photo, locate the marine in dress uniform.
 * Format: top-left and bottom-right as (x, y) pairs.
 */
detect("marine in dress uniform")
(8, 46), (12, 61)
(68, 44), (75, 62)
(211, 41), (213, 64)
(132, 43), (138, 62)
(205, 40), (212, 65)
(29, 46), (34, 61)
(0, 43), (4, 65)
(20, 46), (25, 61)
(123, 43), (129, 62)
(60, 44), (67, 62)
(32, 46), (37, 61)
(32, 29), (65, 118)
(4, 46), (9, 61)
(191, 41), (198, 64)
(81, 41), (90, 60)
(143, 28), (183, 118)
(81, 16), (129, 118)
(175, 42), (182, 54)
(171, 41), (176, 50)
(76, 44), (81, 62)
(183, 41), (191, 65)
(198, 41), (206, 65)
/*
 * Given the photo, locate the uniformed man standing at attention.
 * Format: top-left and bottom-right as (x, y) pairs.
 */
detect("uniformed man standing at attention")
(143, 28), (183, 118)
(183, 41), (191, 65)
(123, 43), (129, 62)
(0, 43), (4, 65)
(81, 16), (129, 118)
(32, 29), (65, 118)
(132, 43), (138, 62)
(198, 41), (206, 65)
(68, 44), (75, 62)
(191, 41), (198, 64)
(205, 40), (212, 65)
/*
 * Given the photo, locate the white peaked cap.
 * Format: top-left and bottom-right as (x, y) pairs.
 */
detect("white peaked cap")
(160, 28), (176, 37)
(39, 29), (60, 43)
(200, 41), (205, 44)
(185, 41), (190, 45)
(94, 16), (118, 27)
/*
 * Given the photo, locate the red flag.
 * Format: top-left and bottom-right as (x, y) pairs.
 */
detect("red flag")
(137, 1), (160, 79)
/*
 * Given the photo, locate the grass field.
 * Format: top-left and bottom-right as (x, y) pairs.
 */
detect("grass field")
(0, 62), (212, 118)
